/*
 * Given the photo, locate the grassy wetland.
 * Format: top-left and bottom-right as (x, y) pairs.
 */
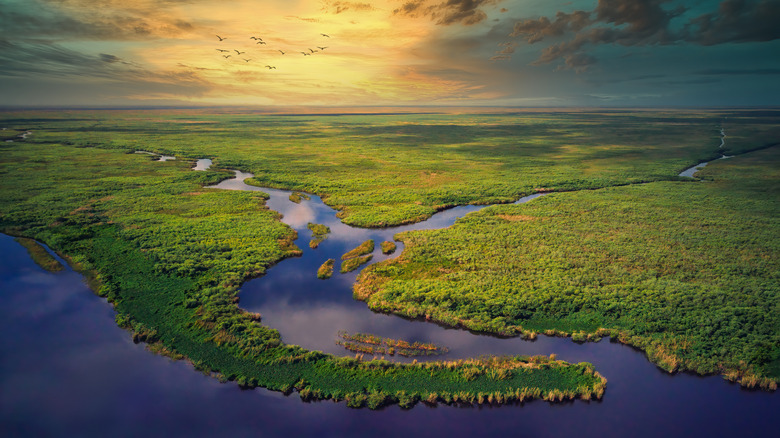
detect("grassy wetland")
(357, 142), (780, 389)
(0, 108), (777, 410)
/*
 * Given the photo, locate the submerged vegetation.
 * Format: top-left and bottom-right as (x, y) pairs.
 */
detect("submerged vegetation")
(307, 222), (330, 249)
(14, 237), (63, 272)
(289, 192), (310, 204)
(337, 331), (449, 357)
(317, 259), (335, 279)
(357, 146), (780, 389)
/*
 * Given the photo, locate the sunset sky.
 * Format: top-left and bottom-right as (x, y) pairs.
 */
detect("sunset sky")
(1, 0), (778, 107)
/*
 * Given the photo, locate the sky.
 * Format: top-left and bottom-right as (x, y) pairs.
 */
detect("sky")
(0, 0), (778, 107)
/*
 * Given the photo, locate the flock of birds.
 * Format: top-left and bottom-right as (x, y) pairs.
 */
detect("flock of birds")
(214, 33), (330, 70)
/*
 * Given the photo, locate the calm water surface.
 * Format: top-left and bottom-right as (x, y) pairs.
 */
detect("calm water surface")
(1, 147), (776, 436)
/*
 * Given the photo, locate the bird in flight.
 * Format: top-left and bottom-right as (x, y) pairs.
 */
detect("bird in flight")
(320, 33), (330, 38)
(256, 41), (266, 45)
(300, 52), (311, 56)
(317, 46), (328, 50)
(234, 50), (245, 55)
(222, 55), (231, 58)
(216, 35), (226, 41)
(308, 48), (318, 53)
(278, 50), (285, 55)
(243, 58), (252, 62)
(250, 36), (263, 41)
(216, 49), (229, 53)
(265, 65), (276, 69)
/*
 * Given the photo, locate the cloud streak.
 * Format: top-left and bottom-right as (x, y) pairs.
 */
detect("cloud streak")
(0, 40), (212, 99)
(394, 0), (503, 26)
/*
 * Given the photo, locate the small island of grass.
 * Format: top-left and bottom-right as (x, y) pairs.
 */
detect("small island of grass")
(380, 240), (396, 255)
(308, 222), (330, 249)
(317, 259), (335, 279)
(341, 239), (375, 273)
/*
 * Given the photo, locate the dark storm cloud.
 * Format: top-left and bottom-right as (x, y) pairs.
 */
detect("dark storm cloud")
(685, 0), (780, 45)
(0, 40), (212, 97)
(394, 0), (503, 26)
(507, 0), (780, 71)
(510, 11), (592, 43)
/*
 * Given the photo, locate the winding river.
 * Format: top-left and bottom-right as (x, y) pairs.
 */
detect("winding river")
(1, 128), (776, 437)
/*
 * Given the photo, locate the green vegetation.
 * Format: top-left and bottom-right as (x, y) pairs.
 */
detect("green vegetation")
(381, 240), (397, 255)
(6, 109), (766, 228)
(357, 146), (780, 390)
(340, 239), (375, 273)
(308, 222), (330, 249)
(338, 331), (449, 357)
(317, 259), (335, 279)
(3, 108), (777, 403)
(14, 237), (63, 272)
(0, 125), (604, 407)
(342, 239), (375, 260)
(341, 255), (373, 274)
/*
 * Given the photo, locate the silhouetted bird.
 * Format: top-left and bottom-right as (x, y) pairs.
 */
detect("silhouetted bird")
(250, 36), (263, 41)
(265, 65), (276, 69)
(216, 35), (226, 41)
(243, 58), (251, 62)
(216, 49), (229, 52)
(300, 52), (310, 56)
(234, 50), (245, 55)
(256, 41), (266, 45)
(278, 50), (286, 55)
(317, 46), (328, 50)
(320, 33), (330, 38)
(308, 48), (318, 53)
(223, 55), (231, 58)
